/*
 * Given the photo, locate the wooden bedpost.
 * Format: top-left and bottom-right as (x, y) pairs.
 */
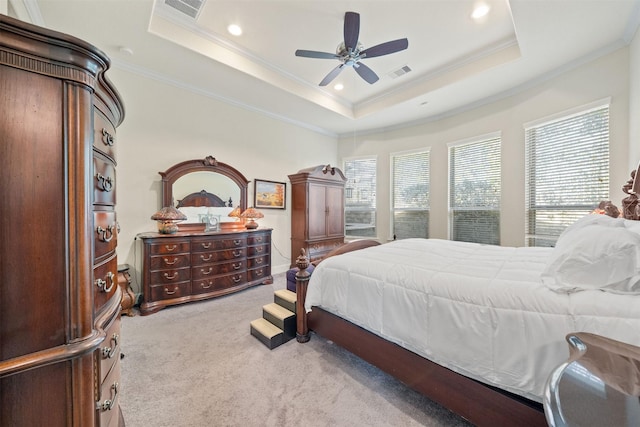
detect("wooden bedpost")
(295, 249), (311, 343)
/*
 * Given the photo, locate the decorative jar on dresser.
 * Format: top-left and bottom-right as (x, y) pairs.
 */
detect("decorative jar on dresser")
(0, 15), (125, 426)
(138, 229), (273, 315)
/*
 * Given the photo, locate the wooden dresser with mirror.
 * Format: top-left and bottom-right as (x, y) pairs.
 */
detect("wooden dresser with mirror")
(1, 15), (125, 426)
(138, 157), (273, 315)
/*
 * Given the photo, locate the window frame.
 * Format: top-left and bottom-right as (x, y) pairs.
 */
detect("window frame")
(343, 155), (378, 239)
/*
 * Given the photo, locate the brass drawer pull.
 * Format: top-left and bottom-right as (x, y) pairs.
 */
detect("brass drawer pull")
(233, 262), (241, 270)
(164, 286), (178, 295)
(96, 225), (115, 242)
(255, 269), (263, 277)
(201, 242), (212, 249)
(201, 267), (213, 275)
(256, 258), (263, 265)
(96, 382), (119, 412)
(256, 247), (263, 253)
(232, 250), (242, 257)
(164, 244), (177, 251)
(163, 272), (178, 280)
(101, 333), (119, 359)
(96, 172), (113, 192)
(233, 239), (242, 246)
(101, 128), (114, 146)
(200, 254), (212, 262)
(256, 237), (263, 242)
(95, 271), (115, 293)
(201, 281), (213, 289)
(233, 275), (241, 283)
(164, 257), (178, 265)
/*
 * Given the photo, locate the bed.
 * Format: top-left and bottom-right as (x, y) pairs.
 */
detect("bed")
(174, 189), (238, 229)
(293, 170), (640, 426)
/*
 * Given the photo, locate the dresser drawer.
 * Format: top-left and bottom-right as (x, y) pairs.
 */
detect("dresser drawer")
(98, 314), (121, 385)
(97, 355), (121, 427)
(93, 254), (118, 312)
(149, 281), (190, 301)
(149, 253), (190, 270)
(94, 108), (116, 161)
(248, 266), (270, 282)
(191, 236), (246, 252)
(190, 248), (246, 265)
(148, 240), (190, 255)
(247, 254), (269, 269)
(149, 267), (190, 285)
(247, 243), (269, 257)
(190, 272), (248, 294)
(191, 259), (246, 280)
(94, 211), (117, 261)
(93, 153), (116, 206)
(248, 233), (270, 245)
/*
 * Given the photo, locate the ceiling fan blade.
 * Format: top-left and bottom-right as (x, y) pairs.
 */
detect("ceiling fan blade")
(361, 38), (409, 58)
(344, 11), (360, 51)
(354, 62), (379, 84)
(319, 64), (345, 86)
(295, 50), (339, 59)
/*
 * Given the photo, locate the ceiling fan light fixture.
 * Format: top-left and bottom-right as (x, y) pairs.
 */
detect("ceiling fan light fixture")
(334, 83), (344, 91)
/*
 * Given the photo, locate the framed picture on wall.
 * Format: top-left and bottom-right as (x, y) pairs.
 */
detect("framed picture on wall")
(254, 179), (286, 209)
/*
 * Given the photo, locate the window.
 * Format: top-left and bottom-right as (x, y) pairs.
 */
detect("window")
(449, 134), (501, 245)
(344, 157), (377, 238)
(391, 149), (430, 239)
(525, 101), (610, 247)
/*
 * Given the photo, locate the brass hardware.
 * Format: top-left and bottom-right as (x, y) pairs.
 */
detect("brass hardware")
(96, 225), (115, 242)
(256, 258), (263, 264)
(233, 239), (241, 245)
(164, 286), (177, 295)
(256, 247), (263, 253)
(164, 244), (177, 251)
(201, 281), (212, 289)
(96, 172), (113, 192)
(163, 257), (178, 265)
(163, 272), (178, 280)
(232, 250), (241, 257)
(201, 242), (212, 249)
(256, 269), (263, 276)
(233, 275), (241, 283)
(101, 333), (119, 359)
(200, 254), (212, 262)
(101, 128), (114, 146)
(96, 382), (118, 411)
(95, 271), (115, 293)
(233, 263), (241, 270)
(201, 267), (213, 275)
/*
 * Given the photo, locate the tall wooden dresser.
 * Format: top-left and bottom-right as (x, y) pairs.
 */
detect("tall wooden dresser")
(289, 165), (347, 266)
(0, 15), (125, 426)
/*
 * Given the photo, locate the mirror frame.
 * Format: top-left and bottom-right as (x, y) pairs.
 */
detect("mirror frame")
(160, 155), (249, 211)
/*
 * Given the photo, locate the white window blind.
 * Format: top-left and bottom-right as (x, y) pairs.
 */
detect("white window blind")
(391, 150), (430, 239)
(344, 157), (377, 238)
(449, 135), (501, 244)
(525, 103), (610, 247)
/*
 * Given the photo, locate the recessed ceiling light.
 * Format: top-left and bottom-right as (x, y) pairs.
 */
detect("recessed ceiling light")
(227, 24), (242, 36)
(334, 83), (344, 91)
(471, 4), (490, 20)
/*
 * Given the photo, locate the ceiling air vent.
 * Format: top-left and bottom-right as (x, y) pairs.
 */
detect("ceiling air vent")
(388, 65), (412, 79)
(164, 0), (205, 19)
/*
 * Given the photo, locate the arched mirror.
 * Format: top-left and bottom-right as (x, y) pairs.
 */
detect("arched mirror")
(160, 155), (249, 215)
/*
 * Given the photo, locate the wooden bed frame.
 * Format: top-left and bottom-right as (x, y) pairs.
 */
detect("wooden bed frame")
(293, 168), (640, 426)
(176, 189), (231, 208)
(293, 240), (546, 427)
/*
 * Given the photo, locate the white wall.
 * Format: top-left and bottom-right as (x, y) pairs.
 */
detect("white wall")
(630, 26), (640, 168)
(338, 48), (631, 247)
(111, 68), (338, 294)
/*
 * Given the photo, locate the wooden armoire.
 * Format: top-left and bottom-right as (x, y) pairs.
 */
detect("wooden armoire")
(289, 165), (346, 266)
(0, 15), (125, 426)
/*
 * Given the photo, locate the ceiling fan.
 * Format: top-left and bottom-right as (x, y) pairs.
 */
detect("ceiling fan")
(295, 11), (409, 86)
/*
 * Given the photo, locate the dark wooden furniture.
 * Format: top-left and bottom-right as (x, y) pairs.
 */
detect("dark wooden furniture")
(118, 264), (136, 317)
(289, 164), (347, 267)
(0, 15), (125, 426)
(545, 333), (640, 427)
(138, 229), (273, 315)
(294, 242), (545, 427)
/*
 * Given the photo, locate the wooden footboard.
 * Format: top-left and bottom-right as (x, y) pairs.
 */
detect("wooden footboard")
(294, 241), (546, 427)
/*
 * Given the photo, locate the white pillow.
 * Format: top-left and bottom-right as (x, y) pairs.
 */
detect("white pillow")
(556, 213), (624, 245)
(542, 224), (640, 294)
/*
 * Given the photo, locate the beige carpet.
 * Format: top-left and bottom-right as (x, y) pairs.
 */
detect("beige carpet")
(119, 274), (472, 427)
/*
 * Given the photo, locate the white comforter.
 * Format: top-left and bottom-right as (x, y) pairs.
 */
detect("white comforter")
(305, 238), (640, 402)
